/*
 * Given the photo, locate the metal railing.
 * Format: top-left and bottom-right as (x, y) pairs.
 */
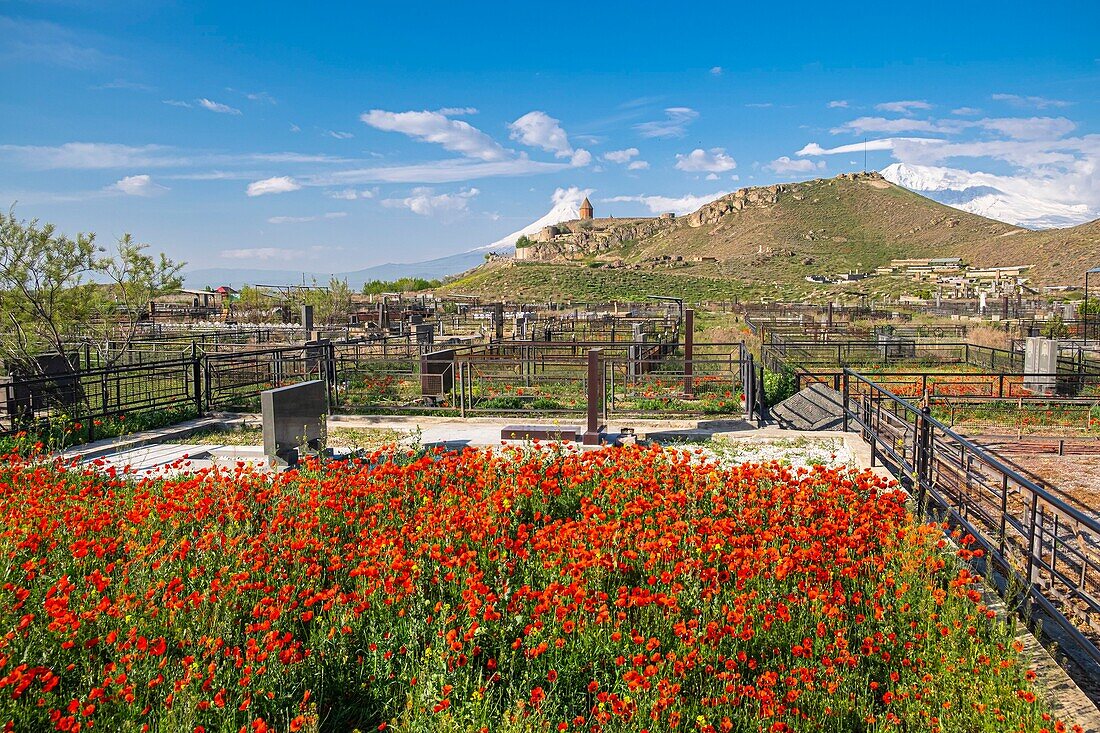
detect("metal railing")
(842, 369), (1100, 676)
(1, 339), (762, 434)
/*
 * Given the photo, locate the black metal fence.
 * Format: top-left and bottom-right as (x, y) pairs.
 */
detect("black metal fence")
(1, 339), (761, 437)
(842, 370), (1100, 678)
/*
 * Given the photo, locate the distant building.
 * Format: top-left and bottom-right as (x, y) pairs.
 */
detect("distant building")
(579, 197), (594, 220)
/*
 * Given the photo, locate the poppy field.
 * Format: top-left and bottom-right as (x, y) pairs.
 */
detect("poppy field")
(0, 444), (1078, 732)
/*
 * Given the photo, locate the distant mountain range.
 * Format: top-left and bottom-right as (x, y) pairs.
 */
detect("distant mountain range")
(182, 249), (490, 289)
(184, 170), (1097, 290)
(442, 171), (1100, 302)
(183, 187), (590, 289)
(881, 162), (1094, 230)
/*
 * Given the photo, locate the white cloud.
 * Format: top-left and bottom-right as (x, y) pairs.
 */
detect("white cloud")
(952, 107), (981, 116)
(326, 188), (376, 200)
(507, 111), (591, 168)
(508, 111), (572, 156)
(991, 93), (1071, 109)
(827, 100), (849, 109)
(0, 142), (191, 170)
(0, 16), (112, 69)
(326, 130), (354, 139)
(604, 148), (640, 164)
(306, 158), (570, 185)
(163, 99), (192, 108)
(766, 156), (817, 174)
(796, 138), (940, 156)
(109, 174), (168, 197)
(627, 160), (649, 171)
(246, 176), (301, 196)
(245, 91), (276, 104)
(675, 148), (737, 173)
(267, 212), (347, 224)
(221, 247), (299, 262)
(569, 149), (592, 167)
(705, 173), (719, 180)
(831, 116), (960, 135)
(978, 116), (1075, 140)
(710, 66), (723, 75)
(198, 98), (242, 115)
(361, 109), (507, 161)
(289, 123), (301, 133)
(92, 79), (154, 92)
(745, 103), (773, 108)
(605, 191), (729, 215)
(635, 107), (699, 139)
(875, 100), (932, 114)
(381, 187), (479, 216)
(435, 107), (479, 116)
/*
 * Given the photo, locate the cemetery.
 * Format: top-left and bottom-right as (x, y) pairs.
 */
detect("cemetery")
(3, 278), (1100, 730)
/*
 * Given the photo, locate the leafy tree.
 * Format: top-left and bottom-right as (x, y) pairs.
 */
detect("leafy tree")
(361, 277), (441, 296)
(1042, 314), (1069, 339)
(0, 209), (183, 373)
(515, 235), (533, 249)
(302, 277), (354, 326)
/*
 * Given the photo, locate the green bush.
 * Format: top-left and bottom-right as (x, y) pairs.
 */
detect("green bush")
(763, 367), (798, 405)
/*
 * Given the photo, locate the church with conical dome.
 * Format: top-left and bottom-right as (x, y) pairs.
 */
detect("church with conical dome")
(579, 196), (593, 220)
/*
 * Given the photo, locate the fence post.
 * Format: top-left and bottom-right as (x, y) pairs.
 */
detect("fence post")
(192, 354), (204, 416)
(841, 371), (850, 432)
(683, 308), (694, 398)
(755, 364), (766, 427)
(458, 361), (466, 418)
(915, 404), (931, 509)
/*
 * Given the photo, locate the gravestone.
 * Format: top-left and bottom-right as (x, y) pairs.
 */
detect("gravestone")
(1, 354), (82, 420)
(1024, 337), (1059, 396)
(582, 348), (605, 445)
(261, 380), (327, 466)
(492, 303), (505, 341)
(301, 305), (314, 335)
(415, 322), (435, 345)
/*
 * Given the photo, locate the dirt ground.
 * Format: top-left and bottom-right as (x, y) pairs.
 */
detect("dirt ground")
(960, 428), (1100, 513)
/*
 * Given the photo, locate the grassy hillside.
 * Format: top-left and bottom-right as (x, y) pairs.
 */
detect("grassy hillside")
(443, 173), (1100, 303)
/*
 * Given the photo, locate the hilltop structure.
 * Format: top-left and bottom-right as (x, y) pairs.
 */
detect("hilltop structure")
(579, 197), (594, 221)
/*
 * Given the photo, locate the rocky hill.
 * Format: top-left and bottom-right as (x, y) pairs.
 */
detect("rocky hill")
(444, 172), (1100, 302)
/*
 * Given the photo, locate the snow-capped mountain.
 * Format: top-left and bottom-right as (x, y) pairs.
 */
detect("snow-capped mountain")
(881, 162), (1094, 230)
(476, 187), (590, 251)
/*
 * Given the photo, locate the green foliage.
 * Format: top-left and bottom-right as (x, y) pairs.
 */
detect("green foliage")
(0, 403), (198, 454)
(361, 277), (442, 295)
(0, 208), (183, 372)
(514, 235), (533, 249)
(1042, 314), (1069, 339)
(763, 367), (798, 405)
(478, 395), (564, 411)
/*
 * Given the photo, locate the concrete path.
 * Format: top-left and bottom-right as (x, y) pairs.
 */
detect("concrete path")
(56, 412), (891, 479)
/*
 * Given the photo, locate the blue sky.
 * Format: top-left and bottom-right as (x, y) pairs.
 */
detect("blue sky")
(1, 0), (1098, 273)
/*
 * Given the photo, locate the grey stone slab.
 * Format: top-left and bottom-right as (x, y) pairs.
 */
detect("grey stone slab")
(261, 380), (327, 465)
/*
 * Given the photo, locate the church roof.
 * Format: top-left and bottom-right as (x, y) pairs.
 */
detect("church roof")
(580, 196), (593, 209)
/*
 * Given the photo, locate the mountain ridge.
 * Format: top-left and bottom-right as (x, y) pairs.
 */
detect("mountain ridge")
(442, 172), (1100, 301)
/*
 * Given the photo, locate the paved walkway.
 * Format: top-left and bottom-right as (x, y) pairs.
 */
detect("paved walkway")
(55, 412), (889, 480)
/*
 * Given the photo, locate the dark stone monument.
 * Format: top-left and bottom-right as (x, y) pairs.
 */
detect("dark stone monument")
(582, 348), (605, 445)
(261, 380), (327, 466)
(492, 303), (505, 341)
(415, 323), (435, 345)
(683, 308), (695, 398)
(301, 305), (314, 336)
(1, 354), (82, 421)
